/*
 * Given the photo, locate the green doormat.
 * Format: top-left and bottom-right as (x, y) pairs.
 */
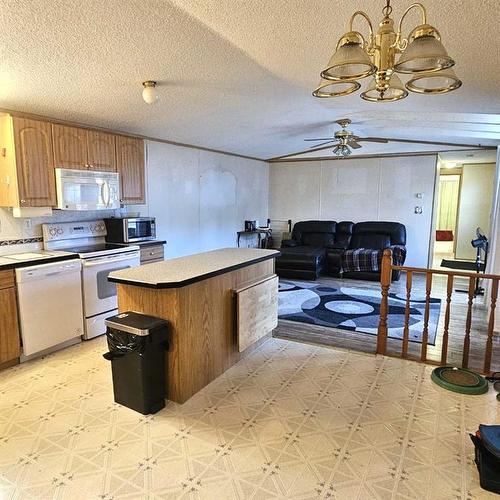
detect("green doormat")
(431, 366), (489, 395)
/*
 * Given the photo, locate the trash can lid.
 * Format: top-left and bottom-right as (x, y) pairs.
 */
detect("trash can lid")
(105, 311), (168, 336)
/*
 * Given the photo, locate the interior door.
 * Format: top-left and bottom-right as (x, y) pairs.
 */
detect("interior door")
(87, 130), (116, 172)
(52, 123), (88, 169)
(115, 136), (146, 204)
(12, 117), (57, 207)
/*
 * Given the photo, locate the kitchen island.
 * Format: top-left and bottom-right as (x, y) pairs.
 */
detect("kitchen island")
(108, 248), (280, 403)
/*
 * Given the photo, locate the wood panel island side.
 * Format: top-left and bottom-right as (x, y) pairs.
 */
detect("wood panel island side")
(108, 248), (280, 403)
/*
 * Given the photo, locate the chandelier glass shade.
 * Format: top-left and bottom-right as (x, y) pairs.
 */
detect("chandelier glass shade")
(361, 74), (408, 102)
(314, 1), (461, 101)
(312, 78), (361, 98)
(406, 68), (462, 94)
(321, 38), (376, 81)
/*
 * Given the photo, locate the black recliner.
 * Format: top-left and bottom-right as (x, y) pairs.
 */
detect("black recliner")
(342, 221), (407, 281)
(276, 221), (336, 280)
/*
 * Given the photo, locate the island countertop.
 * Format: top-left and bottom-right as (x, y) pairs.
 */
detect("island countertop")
(108, 247), (280, 288)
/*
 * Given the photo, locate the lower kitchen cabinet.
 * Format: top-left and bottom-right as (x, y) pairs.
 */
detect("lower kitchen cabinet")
(0, 270), (21, 366)
(140, 243), (164, 264)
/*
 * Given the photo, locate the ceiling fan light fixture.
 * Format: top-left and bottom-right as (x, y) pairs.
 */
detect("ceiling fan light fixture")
(406, 68), (462, 94)
(360, 73), (408, 102)
(142, 80), (158, 104)
(332, 143), (352, 157)
(321, 35), (376, 81)
(394, 26), (455, 74)
(312, 79), (361, 98)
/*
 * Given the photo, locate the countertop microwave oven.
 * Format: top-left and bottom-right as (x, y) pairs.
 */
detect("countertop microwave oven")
(104, 217), (156, 243)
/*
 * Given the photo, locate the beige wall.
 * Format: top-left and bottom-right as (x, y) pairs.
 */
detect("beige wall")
(455, 163), (496, 260)
(269, 155), (438, 268)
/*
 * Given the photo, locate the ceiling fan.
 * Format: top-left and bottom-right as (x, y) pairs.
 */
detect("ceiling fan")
(304, 119), (388, 157)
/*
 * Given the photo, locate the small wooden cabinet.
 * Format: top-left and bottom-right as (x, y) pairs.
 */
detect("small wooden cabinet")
(52, 124), (116, 172)
(116, 135), (146, 204)
(0, 270), (21, 366)
(0, 116), (57, 207)
(87, 130), (116, 172)
(52, 124), (88, 170)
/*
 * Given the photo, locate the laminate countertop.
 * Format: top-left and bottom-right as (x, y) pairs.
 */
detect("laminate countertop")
(108, 247), (280, 289)
(0, 250), (79, 270)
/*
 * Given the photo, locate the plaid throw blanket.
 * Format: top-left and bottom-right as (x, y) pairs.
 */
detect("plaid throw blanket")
(341, 246), (406, 273)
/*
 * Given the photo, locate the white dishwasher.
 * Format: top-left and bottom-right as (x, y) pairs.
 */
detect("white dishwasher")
(16, 259), (84, 360)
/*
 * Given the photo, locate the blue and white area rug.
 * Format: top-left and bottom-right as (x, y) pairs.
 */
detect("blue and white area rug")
(278, 280), (441, 345)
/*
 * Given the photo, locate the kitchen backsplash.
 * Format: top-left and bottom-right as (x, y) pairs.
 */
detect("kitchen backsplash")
(0, 207), (122, 247)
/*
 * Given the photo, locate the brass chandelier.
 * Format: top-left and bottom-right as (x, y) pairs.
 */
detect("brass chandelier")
(313, 0), (462, 102)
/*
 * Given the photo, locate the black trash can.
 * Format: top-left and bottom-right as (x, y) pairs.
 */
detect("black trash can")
(103, 311), (169, 415)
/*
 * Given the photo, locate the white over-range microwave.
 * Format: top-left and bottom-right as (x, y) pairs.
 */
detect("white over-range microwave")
(55, 168), (120, 211)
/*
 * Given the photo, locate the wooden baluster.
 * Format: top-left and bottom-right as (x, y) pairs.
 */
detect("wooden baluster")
(402, 271), (412, 358)
(420, 272), (433, 362)
(484, 279), (499, 373)
(377, 249), (393, 355)
(462, 276), (476, 369)
(441, 274), (454, 365)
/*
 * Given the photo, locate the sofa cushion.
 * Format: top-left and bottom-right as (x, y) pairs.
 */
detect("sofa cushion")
(350, 233), (391, 250)
(291, 220), (336, 244)
(352, 221), (406, 246)
(302, 232), (335, 247)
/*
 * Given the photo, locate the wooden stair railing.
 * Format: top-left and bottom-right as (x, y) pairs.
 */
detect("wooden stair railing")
(377, 249), (499, 374)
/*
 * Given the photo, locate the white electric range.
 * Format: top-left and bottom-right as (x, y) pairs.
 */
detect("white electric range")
(43, 220), (140, 339)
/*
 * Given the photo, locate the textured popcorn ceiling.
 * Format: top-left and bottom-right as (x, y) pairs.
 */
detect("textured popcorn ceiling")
(0, 0), (499, 160)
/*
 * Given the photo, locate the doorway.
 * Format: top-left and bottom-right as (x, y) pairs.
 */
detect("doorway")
(434, 169), (461, 267)
(432, 150), (497, 270)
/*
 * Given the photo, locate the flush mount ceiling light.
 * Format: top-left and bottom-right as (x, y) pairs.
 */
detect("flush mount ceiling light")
(314, 0), (462, 102)
(142, 81), (158, 104)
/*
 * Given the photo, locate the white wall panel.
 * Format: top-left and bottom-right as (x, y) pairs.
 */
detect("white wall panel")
(145, 141), (269, 259)
(378, 156), (437, 267)
(320, 158), (380, 222)
(269, 155), (438, 268)
(269, 162), (320, 221)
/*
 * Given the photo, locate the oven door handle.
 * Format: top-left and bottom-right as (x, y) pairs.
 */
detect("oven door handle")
(82, 252), (140, 268)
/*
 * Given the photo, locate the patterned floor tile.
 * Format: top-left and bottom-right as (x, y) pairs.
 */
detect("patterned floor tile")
(0, 336), (498, 499)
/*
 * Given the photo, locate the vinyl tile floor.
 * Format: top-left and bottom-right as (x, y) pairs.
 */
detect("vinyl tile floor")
(0, 335), (498, 500)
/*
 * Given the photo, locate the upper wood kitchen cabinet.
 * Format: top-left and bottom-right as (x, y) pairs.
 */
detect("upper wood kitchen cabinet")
(0, 115), (57, 207)
(52, 124), (88, 170)
(52, 124), (116, 172)
(86, 130), (116, 172)
(115, 135), (146, 204)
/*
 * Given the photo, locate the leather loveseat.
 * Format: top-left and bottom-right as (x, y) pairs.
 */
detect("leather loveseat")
(275, 220), (406, 281)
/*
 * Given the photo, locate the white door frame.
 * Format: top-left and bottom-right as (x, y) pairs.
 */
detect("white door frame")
(487, 146), (500, 276)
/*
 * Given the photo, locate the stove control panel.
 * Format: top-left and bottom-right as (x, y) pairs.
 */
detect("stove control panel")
(43, 220), (107, 242)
